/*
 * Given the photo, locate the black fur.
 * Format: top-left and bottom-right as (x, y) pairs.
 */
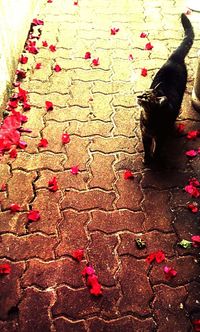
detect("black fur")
(137, 13), (194, 164)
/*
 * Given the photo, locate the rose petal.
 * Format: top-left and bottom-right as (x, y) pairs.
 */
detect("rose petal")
(145, 42), (153, 50)
(48, 176), (58, 192)
(124, 170), (134, 180)
(62, 133), (70, 144)
(111, 27), (119, 35)
(45, 101), (53, 111)
(140, 32), (147, 38)
(27, 210), (40, 221)
(10, 203), (21, 212)
(35, 63), (42, 69)
(84, 51), (91, 59)
(9, 148), (17, 158)
(70, 166), (79, 175)
(0, 263), (11, 275)
(19, 55), (28, 64)
(72, 249), (84, 261)
(54, 64), (61, 72)
(141, 68), (148, 77)
(38, 138), (48, 148)
(42, 40), (48, 47)
(49, 44), (56, 52)
(185, 149), (198, 157)
(91, 58), (100, 66)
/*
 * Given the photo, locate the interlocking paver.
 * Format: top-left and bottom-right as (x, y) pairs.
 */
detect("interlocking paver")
(0, 0), (199, 330)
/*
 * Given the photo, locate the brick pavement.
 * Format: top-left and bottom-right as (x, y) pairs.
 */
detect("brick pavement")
(0, 0), (200, 331)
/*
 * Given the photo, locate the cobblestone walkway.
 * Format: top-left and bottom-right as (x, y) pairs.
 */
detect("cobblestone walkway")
(0, 0), (200, 331)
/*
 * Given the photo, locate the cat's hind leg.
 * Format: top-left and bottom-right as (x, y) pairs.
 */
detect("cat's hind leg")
(142, 134), (154, 164)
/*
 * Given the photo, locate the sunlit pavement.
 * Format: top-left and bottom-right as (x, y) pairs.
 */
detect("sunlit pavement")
(0, 0), (200, 331)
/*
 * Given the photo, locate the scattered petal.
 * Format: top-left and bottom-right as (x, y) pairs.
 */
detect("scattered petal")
(0, 263), (11, 275)
(47, 0), (53, 2)
(27, 210), (40, 221)
(176, 123), (185, 133)
(32, 18), (44, 26)
(9, 148), (17, 158)
(111, 27), (119, 35)
(19, 55), (28, 64)
(187, 130), (199, 140)
(91, 58), (100, 66)
(23, 102), (31, 111)
(54, 64), (61, 72)
(10, 203), (21, 212)
(140, 32), (147, 38)
(145, 42), (154, 50)
(141, 68), (148, 77)
(192, 235), (200, 247)
(62, 133), (70, 144)
(71, 166), (79, 175)
(192, 320), (200, 332)
(18, 141), (27, 149)
(84, 51), (91, 59)
(38, 138), (48, 148)
(188, 202), (198, 213)
(49, 44), (56, 52)
(16, 69), (26, 80)
(72, 249), (84, 261)
(45, 101), (54, 111)
(35, 63), (42, 69)
(128, 54), (134, 61)
(184, 184), (200, 198)
(124, 170), (134, 179)
(42, 40), (48, 47)
(185, 149), (198, 157)
(146, 250), (165, 264)
(1, 183), (7, 191)
(48, 176), (58, 192)
(74, 1), (78, 5)
(163, 266), (177, 279)
(82, 265), (102, 296)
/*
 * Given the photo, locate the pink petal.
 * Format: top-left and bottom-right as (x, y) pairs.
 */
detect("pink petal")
(70, 166), (79, 175)
(54, 64), (61, 72)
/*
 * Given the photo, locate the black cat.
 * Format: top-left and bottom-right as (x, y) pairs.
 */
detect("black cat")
(137, 13), (194, 164)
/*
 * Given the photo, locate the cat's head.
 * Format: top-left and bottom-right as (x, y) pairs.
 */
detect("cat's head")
(137, 88), (168, 113)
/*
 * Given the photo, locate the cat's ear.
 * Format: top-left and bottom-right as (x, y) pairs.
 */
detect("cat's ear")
(157, 96), (168, 106)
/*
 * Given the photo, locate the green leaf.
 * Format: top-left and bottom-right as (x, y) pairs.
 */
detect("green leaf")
(178, 239), (192, 249)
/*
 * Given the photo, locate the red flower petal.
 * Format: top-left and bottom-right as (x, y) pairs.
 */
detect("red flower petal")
(9, 148), (17, 158)
(32, 18), (44, 26)
(140, 32), (147, 38)
(145, 42), (154, 50)
(128, 54), (134, 61)
(10, 203), (21, 212)
(91, 58), (100, 66)
(87, 274), (102, 296)
(45, 101), (53, 111)
(74, 1), (78, 5)
(187, 130), (199, 140)
(163, 266), (177, 279)
(19, 55), (28, 64)
(54, 64), (61, 72)
(141, 68), (148, 77)
(124, 170), (134, 180)
(176, 123), (185, 133)
(47, 0), (53, 2)
(48, 176), (58, 192)
(82, 265), (95, 276)
(188, 202), (198, 213)
(42, 40), (48, 47)
(35, 63), (42, 69)
(84, 51), (91, 59)
(0, 263), (11, 275)
(23, 102), (31, 112)
(146, 250), (165, 264)
(27, 210), (40, 221)
(18, 141), (27, 149)
(111, 27), (119, 35)
(16, 69), (26, 80)
(49, 44), (56, 52)
(62, 133), (70, 144)
(1, 183), (7, 191)
(189, 177), (200, 187)
(71, 166), (79, 175)
(38, 138), (48, 148)
(72, 249), (84, 261)
(185, 184), (200, 198)
(185, 149), (197, 157)
(192, 235), (200, 247)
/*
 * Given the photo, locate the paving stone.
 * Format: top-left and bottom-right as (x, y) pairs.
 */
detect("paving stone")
(53, 318), (86, 332)
(0, 212), (27, 235)
(112, 59), (134, 81)
(52, 286), (120, 319)
(19, 287), (53, 332)
(66, 120), (113, 137)
(118, 256), (153, 315)
(89, 210), (144, 233)
(68, 81), (92, 107)
(141, 170), (191, 190)
(173, 209), (200, 241)
(0, 234), (57, 260)
(35, 169), (88, 190)
(112, 107), (137, 136)
(92, 81), (133, 95)
(21, 80), (51, 94)
(87, 316), (156, 332)
(0, 164), (11, 184)
(48, 71), (72, 93)
(88, 232), (118, 286)
(118, 231), (177, 258)
(142, 190), (174, 232)
(63, 136), (90, 171)
(56, 57), (91, 71)
(91, 93), (113, 121)
(20, 136), (39, 153)
(0, 321), (20, 332)
(45, 106), (91, 122)
(31, 58), (53, 80)
(12, 152), (66, 171)
(150, 256), (200, 287)
(29, 92), (70, 108)
(28, 189), (62, 235)
(0, 260), (25, 320)
(1, 170), (37, 210)
(41, 121), (67, 152)
(185, 281), (200, 315)
(61, 189), (115, 211)
(152, 284), (192, 332)
(55, 210), (89, 257)
(90, 136), (137, 154)
(88, 153), (115, 190)
(115, 172), (143, 210)
(72, 68), (111, 82)
(112, 94), (137, 108)
(22, 258), (85, 289)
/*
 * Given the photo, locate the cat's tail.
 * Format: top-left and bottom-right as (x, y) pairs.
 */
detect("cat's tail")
(169, 13), (194, 63)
